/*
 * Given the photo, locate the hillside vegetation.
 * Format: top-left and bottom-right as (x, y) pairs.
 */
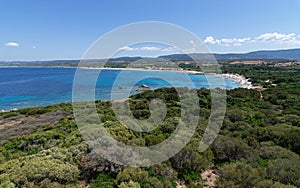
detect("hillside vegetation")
(0, 64), (299, 187)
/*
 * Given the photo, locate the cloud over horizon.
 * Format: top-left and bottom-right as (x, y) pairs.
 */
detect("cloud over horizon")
(5, 42), (19, 47)
(119, 46), (160, 51)
(204, 32), (300, 46)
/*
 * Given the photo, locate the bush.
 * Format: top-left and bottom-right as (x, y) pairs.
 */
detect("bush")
(267, 158), (300, 187)
(116, 168), (148, 185)
(212, 136), (259, 163)
(0, 155), (80, 186)
(216, 162), (263, 188)
(89, 173), (115, 188)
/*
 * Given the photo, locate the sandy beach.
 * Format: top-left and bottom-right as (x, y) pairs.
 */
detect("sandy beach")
(208, 73), (253, 89)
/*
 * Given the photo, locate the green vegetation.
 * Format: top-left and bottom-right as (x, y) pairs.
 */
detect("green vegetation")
(0, 64), (299, 187)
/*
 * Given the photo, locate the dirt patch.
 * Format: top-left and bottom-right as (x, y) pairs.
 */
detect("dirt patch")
(0, 119), (23, 129)
(176, 180), (187, 188)
(0, 110), (68, 144)
(201, 169), (218, 188)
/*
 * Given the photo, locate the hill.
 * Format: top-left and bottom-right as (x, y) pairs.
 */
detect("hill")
(1, 48), (300, 67)
(159, 48), (300, 61)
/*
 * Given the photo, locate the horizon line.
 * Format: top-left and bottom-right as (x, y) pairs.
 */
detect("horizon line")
(1, 47), (300, 62)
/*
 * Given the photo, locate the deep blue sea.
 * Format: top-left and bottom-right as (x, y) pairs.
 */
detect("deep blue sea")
(0, 68), (241, 110)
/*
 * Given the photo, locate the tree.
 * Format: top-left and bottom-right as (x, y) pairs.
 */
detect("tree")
(116, 167), (148, 185)
(255, 180), (296, 188)
(0, 155), (80, 187)
(212, 135), (259, 163)
(267, 158), (300, 187)
(119, 180), (141, 188)
(216, 162), (262, 188)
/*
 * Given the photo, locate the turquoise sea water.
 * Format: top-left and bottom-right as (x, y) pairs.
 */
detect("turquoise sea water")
(0, 68), (241, 110)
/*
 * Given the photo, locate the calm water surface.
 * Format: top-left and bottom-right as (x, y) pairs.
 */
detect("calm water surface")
(0, 68), (240, 110)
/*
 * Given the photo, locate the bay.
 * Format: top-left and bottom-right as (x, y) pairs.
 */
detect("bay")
(0, 68), (241, 110)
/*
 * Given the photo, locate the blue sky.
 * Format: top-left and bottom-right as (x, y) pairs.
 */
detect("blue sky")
(1, 0), (300, 60)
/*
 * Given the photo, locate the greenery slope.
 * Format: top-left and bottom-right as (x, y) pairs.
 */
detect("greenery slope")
(0, 64), (299, 188)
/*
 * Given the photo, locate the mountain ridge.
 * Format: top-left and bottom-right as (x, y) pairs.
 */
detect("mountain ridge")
(0, 48), (300, 66)
(159, 48), (300, 61)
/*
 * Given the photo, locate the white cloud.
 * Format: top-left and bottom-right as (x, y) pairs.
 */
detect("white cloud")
(32, 46), (36, 49)
(219, 38), (251, 46)
(162, 46), (179, 52)
(5, 42), (19, 47)
(204, 36), (250, 46)
(204, 36), (216, 44)
(254, 32), (300, 45)
(255, 32), (296, 41)
(119, 46), (161, 51)
(140, 46), (160, 51)
(119, 46), (134, 51)
(204, 32), (300, 46)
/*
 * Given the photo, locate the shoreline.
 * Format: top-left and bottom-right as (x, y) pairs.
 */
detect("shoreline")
(0, 65), (253, 88)
(0, 66), (253, 112)
(76, 67), (253, 89)
(209, 73), (253, 89)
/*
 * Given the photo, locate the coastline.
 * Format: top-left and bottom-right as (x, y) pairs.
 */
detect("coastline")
(77, 66), (202, 74)
(0, 65), (253, 88)
(0, 66), (253, 112)
(209, 73), (253, 89)
(77, 67), (253, 89)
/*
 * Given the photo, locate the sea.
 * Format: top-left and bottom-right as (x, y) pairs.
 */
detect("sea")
(0, 67), (241, 110)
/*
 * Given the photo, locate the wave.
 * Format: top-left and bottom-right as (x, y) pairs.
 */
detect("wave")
(0, 78), (39, 85)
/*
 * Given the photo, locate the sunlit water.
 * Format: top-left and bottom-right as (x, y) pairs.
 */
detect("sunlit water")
(0, 68), (240, 110)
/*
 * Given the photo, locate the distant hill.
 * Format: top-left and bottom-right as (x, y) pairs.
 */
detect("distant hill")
(1, 48), (300, 67)
(159, 48), (300, 61)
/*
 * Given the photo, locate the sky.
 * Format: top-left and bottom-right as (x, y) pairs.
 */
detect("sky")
(1, 0), (300, 60)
